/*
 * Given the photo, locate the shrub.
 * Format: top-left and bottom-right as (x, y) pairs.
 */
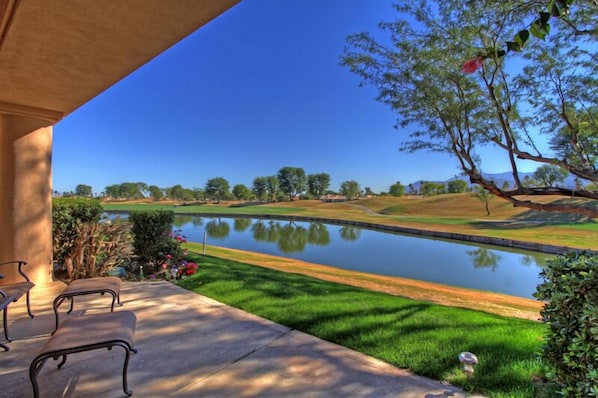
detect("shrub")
(53, 198), (131, 279)
(53, 198), (103, 266)
(129, 210), (175, 272)
(534, 252), (598, 397)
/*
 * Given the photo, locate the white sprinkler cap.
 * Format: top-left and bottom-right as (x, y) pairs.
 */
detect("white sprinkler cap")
(458, 352), (478, 375)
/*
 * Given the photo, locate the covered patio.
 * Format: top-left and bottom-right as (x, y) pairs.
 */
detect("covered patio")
(0, 0), (239, 287)
(1, 280), (472, 397)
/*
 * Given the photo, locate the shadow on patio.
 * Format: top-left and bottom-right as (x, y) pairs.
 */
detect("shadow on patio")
(1, 281), (475, 397)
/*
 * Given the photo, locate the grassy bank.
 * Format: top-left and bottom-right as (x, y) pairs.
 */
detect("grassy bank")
(103, 194), (598, 250)
(177, 251), (548, 398)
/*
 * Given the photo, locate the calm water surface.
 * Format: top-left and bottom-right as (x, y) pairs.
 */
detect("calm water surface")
(165, 215), (549, 299)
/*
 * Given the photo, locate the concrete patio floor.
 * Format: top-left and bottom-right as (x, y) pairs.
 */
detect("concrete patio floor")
(1, 281), (483, 397)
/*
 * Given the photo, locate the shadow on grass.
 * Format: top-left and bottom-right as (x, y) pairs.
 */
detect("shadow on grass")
(470, 199), (597, 230)
(178, 253), (547, 397)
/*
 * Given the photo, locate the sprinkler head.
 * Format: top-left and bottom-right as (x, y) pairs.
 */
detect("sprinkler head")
(458, 352), (478, 376)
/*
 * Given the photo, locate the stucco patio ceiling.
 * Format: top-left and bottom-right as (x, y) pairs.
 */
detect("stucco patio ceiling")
(0, 0), (239, 123)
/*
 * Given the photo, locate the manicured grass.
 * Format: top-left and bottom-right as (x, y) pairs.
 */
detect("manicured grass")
(551, 222), (598, 231)
(177, 252), (547, 398)
(389, 216), (472, 225)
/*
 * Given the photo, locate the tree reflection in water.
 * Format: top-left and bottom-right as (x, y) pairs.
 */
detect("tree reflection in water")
(173, 215), (197, 228)
(251, 220), (279, 243)
(233, 218), (252, 232)
(205, 219), (363, 252)
(205, 218), (230, 239)
(278, 222), (308, 253)
(339, 226), (361, 241)
(466, 248), (548, 272)
(520, 253), (548, 267)
(307, 223), (330, 246)
(466, 248), (502, 271)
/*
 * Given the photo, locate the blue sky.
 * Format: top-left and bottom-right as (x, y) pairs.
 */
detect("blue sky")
(53, 0), (510, 195)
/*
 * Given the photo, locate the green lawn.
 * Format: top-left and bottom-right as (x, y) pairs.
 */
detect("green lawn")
(177, 252), (548, 398)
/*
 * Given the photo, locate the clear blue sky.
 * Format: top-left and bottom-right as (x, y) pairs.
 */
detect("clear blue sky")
(53, 0), (512, 195)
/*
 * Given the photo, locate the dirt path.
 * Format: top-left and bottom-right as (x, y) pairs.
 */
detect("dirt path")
(188, 243), (544, 322)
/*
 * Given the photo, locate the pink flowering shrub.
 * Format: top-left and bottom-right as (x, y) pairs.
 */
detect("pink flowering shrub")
(158, 230), (199, 280)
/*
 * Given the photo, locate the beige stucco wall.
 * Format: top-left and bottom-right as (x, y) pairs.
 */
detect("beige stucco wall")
(0, 115), (53, 286)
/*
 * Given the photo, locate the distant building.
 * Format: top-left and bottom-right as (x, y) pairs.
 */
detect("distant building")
(321, 195), (348, 203)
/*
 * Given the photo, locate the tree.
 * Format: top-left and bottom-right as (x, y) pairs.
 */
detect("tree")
(523, 175), (536, 187)
(342, 0), (598, 217)
(252, 177), (268, 202)
(363, 187), (375, 196)
(473, 185), (495, 216)
(307, 173), (331, 199)
(192, 188), (204, 201)
(104, 184), (122, 199)
(340, 180), (361, 200)
(533, 164), (569, 187)
(120, 182), (146, 200)
(75, 184), (93, 197)
(389, 181), (405, 197)
(408, 183), (416, 195)
(460, 0), (583, 69)
(168, 184), (185, 200)
(180, 188), (195, 201)
(205, 177), (230, 203)
(266, 176), (279, 202)
(420, 181), (446, 197)
(148, 185), (163, 201)
(548, 108), (598, 171)
(232, 184), (253, 201)
(277, 167), (306, 201)
(447, 179), (468, 194)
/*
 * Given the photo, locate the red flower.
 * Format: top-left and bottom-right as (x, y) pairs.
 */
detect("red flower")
(461, 57), (484, 74)
(178, 262), (198, 277)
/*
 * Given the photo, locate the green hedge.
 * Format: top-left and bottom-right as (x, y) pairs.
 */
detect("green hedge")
(535, 252), (598, 397)
(129, 210), (175, 272)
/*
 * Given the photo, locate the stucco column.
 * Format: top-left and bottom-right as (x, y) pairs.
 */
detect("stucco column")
(0, 114), (54, 286)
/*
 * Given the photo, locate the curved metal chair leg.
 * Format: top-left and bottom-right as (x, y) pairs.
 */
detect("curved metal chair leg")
(121, 345), (133, 396)
(29, 356), (49, 398)
(26, 291), (34, 318)
(3, 305), (12, 342)
(56, 355), (68, 369)
(67, 297), (75, 314)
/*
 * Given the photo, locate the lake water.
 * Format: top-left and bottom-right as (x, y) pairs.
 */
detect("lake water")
(162, 215), (548, 299)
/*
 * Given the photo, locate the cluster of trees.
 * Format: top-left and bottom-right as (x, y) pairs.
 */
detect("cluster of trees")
(389, 164), (588, 199)
(63, 167), (371, 203)
(65, 162), (589, 203)
(389, 179), (471, 197)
